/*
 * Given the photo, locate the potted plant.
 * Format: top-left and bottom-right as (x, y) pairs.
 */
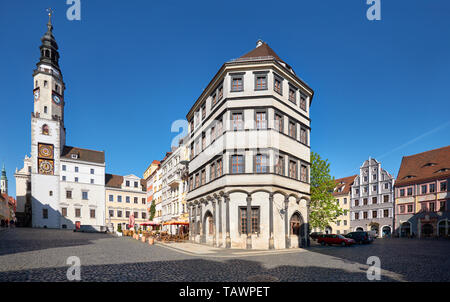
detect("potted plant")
(148, 237), (154, 245)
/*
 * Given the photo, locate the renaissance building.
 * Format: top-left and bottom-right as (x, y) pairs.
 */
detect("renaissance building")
(15, 15), (106, 230)
(185, 40), (313, 249)
(350, 157), (395, 237)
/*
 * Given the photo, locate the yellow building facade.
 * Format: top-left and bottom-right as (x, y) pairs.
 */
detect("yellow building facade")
(105, 174), (147, 232)
(327, 175), (356, 235)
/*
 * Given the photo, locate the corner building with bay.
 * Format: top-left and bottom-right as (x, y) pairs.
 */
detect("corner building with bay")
(186, 40), (313, 249)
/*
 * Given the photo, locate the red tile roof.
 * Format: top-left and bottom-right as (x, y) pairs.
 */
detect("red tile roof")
(333, 175), (357, 196)
(239, 42), (283, 61)
(395, 145), (450, 187)
(1, 193), (16, 210)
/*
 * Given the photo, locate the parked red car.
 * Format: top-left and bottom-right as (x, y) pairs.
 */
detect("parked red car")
(317, 234), (355, 246)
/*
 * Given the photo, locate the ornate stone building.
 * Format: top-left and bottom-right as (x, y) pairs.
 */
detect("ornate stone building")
(350, 157), (395, 237)
(185, 40), (313, 249)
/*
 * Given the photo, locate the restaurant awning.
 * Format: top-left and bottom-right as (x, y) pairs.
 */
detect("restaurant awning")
(163, 221), (189, 226)
(139, 221), (161, 226)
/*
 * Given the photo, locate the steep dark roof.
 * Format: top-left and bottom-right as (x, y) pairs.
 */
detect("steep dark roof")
(106, 174), (146, 192)
(61, 146), (105, 164)
(105, 174), (123, 188)
(395, 145), (450, 186)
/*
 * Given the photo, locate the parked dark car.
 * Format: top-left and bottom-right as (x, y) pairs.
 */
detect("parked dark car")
(344, 231), (374, 244)
(310, 232), (322, 241)
(317, 234), (355, 246)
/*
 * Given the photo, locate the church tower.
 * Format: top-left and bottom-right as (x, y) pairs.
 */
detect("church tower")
(30, 11), (65, 228)
(1, 164), (7, 195)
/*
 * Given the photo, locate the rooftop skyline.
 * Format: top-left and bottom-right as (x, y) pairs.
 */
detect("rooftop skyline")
(1, 0), (449, 197)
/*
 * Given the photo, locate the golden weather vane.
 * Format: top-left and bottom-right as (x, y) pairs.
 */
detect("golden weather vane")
(46, 8), (53, 23)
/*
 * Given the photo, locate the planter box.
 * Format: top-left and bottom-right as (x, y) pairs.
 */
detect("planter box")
(141, 237), (146, 243)
(116, 232), (122, 237)
(148, 237), (154, 245)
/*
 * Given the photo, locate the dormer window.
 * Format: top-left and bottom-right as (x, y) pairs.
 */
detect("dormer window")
(436, 168), (449, 173)
(403, 175), (415, 180)
(71, 154), (78, 159)
(423, 163), (437, 167)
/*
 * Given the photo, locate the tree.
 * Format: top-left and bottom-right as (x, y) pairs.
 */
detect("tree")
(309, 151), (344, 230)
(149, 200), (156, 221)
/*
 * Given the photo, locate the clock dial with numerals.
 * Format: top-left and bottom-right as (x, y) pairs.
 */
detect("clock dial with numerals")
(38, 159), (54, 175)
(38, 143), (54, 159)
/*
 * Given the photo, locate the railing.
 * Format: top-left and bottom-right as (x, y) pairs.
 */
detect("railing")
(228, 56), (276, 63)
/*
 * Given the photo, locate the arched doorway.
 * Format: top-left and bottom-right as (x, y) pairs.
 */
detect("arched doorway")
(203, 211), (214, 245)
(422, 223), (433, 237)
(290, 212), (305, 248)
(438, 220), (447, 237)
(325, 226), (332, 234)
(401, 222), (411, 237)
(382, 226), (391, 238)
(370, 223), (379, 237)
(356, 227), (364, 232)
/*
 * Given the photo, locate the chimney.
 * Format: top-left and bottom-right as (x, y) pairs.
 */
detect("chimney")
(256, 39), (263, 48)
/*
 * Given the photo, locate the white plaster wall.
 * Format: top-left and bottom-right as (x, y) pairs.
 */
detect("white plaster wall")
(273, 192), (286, 249)
(31, 174), (60, 228)
(59, 160), (105, 228)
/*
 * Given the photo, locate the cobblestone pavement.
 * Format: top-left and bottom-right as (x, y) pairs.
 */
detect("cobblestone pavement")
(0, 228), (449, 282)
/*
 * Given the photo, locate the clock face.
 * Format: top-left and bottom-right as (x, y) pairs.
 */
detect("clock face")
(38, 159), (54, 175)
(53, 94), (61, 104)
(38, 143), (54, 159)
(34, 90), (40, 101)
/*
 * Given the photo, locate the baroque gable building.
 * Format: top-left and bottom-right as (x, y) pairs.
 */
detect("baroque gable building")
(350, 157), (395, 237)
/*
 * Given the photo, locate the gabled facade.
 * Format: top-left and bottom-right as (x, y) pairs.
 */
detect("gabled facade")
(394, 145), (450, 238)
(350, 157), (395, 237)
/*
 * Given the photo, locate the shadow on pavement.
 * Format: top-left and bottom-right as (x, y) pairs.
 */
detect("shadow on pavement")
(0, 257), (399, 282)
(0, 228), (111, 256)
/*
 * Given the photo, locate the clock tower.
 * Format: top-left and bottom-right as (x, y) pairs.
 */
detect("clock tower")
(30, 11), (66, 228)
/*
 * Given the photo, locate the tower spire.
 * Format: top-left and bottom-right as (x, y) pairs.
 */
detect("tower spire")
(35, 8), (61, 74)
(46, 8), (54, 32)
(1, 163), (7, 195)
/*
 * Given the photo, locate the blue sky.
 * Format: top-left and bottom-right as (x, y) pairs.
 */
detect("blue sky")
(1, 0), (449, 197)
